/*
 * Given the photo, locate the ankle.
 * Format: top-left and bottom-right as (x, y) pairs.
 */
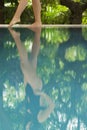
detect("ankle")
(35, 21), (42, 24)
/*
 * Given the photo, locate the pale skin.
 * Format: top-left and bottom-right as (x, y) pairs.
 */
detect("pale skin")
(26, 92), (55, 130)
(9, 28), (55, 130)
(8, 27), (42, 92)
(9, 0), (42, 27)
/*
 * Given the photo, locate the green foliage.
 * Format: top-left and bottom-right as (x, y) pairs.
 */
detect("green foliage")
(73, 0), (80, 2)
(4, 7), (17, 23)
(4, 0), (18, 5)
(73, 0), (87, 3)
(4, 6), (33, 24)
(42, 5), (70, 24)
(82, 10), (87, 24)
(80, 0), (87, 3)
(82, 17), (87, 24)
(3, 0), (87, 24)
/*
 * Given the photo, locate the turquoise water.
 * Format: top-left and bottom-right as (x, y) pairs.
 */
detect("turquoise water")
(0, 26), (87, 130)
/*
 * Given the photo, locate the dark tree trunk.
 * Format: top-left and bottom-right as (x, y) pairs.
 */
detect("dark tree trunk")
(60, 0), (87, 24)
(0, 0), (4, 24)
(69, 3), (82, 24)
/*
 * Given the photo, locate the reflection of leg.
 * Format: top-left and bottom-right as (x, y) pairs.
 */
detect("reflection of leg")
(8, 28), (20, 41)
(9, 0), (28, 27)
(38, 92), (55, 123)
(30, 0), (42, 27)
(30, 27), (41, 68)
(40, 92), (54, 107)
(8, 28), (28, 61)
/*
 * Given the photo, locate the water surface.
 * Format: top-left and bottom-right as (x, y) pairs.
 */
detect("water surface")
(0, 26), (87, 130)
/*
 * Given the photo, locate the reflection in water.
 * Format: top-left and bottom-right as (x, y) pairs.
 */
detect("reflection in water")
(0, 27), (87, 130)
(9, 28), (42, 94)
(9, 28), (55, 130)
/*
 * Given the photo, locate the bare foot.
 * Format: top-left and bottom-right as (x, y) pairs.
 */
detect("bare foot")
(9, 17), (20, 27)
(29, 21), (42, 28)
(8, 28), (20, 39)
(28, 26), (41, 35)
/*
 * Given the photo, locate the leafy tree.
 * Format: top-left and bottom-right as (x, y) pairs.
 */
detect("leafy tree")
(60, 0), (87, 24)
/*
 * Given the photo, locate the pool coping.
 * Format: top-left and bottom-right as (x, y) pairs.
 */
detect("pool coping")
(0, 24), (87, 28)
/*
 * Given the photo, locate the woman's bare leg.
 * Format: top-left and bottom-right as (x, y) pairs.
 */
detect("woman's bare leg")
(30, 0), (42, 27)
(9, 0), (41, 27)
(9, 0), (28, 27)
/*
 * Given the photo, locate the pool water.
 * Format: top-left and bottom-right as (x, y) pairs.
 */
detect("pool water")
(0, 26), (87, 130)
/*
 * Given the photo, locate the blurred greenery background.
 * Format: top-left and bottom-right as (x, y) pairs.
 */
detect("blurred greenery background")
(0, 0), (87, 24)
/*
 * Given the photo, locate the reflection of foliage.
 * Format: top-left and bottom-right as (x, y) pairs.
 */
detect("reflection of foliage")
(65, 45), (87, 62)
(60, 86), (71, 103)
(52, 88), (59, 101)
(82, 82), (87, 91)
(59, 59), (64, 69)
(82, 27), (87, 40)
(65, 70), (76, 80)
(38, 28), (70, 84)
(42, 27), (70, 44)
(39, 28), (87, 130)
(76, 83), (87, 127)
(0, 27), (87, 130)
(39, 35), (58, 84)
(80, 83), (87, 113)
(3, 80), (25, 109)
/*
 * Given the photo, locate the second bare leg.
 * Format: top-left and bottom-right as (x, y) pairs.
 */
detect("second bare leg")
(30, 0), (42, 27)
(9, 0), (28, 27)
